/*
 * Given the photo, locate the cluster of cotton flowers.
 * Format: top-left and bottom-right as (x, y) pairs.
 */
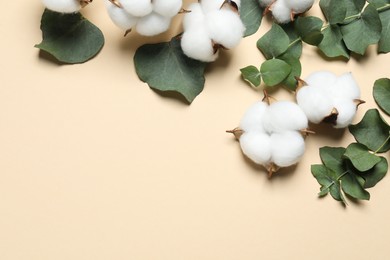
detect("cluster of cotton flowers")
(105, 0), (182, 36)
(42, 0), (92, 13)
(181, 0), (245, 62)
(296, 71), (364, 128)
(259, 0), (315, 24)
(228, 98), (309, 177)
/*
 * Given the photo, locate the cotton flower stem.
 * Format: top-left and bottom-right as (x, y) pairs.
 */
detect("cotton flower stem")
(109, 0), (122, 8)
(262, 90), (277, 105)
(374, 134), (390, 154)
(226, 127), (244, 140)
(300, 128), (315, 137)
(179, 8), (191, 14)
(267, 163), (279, 178)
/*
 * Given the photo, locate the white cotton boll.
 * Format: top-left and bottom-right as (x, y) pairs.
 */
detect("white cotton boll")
(181, 27), (218, 62)
(42, 0), (81, 13)
(271, 0), (292, 24)
(239, 101), (268, 132)
(259, 0), (274, 8)
(201, 0), (225, 13)
(239, 132), (272, 165)
(136, 12), (171, 36)
(205, 9), (245, 49)
(270, 131), (305, 167)
(105, 1), (138, 31)
(296, 85), (334, 124)
(330, 72), (361, 100)
(120, 0), (153, 17)
(263, 101), (308, 133)
(333, 98), (357, 128)
(284, 0), (314, 13)
(153, 0), (182, 18)
(304, 71), (337, 90)
(183, 3), (206, 31)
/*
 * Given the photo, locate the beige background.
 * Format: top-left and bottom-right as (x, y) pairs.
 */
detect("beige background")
(1, 1), (390, 259)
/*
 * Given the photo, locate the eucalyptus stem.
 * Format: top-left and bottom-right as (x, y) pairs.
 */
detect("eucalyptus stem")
(287, 37), (301, 49)
(374, 134), (390, 154)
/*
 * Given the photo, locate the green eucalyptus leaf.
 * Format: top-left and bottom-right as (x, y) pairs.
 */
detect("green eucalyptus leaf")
(311, 165), (346, 202)
(373, 78), (390, 115)
(240, 65), (261, 87)
(358, 157), (388, 188)
(319, 146), (346, 174)
(320, 0), (347, 24)
(280, 23), (303, 59)
(318, 25), (350, 59)
(257, 23), (290, 59)
(367, 0), (390, 8)
(278, 53), (301, 91)
(349, 109), (390, 153)
(340, 4), (382, 55)
(134, 36), (207, 103)
(344, 143), (382, 171)
(378, 8), (390, 53)
(294, 16), (324, 46)
(340, 172), (370, 200)
(344, 0), (366, 17)
(35, 9), (104, 64)
(260, 59), (291, 87)
(240, 0), (263, 37)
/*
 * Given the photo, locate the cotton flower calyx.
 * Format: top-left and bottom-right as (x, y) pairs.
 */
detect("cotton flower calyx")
(296, 71), (365, 128)
(105, 0), (183, 36)
(228, 96), (309, 177)
(260, 0), (315, 24)
(42, 0), (92, 13)
(181, 0), (245, 62)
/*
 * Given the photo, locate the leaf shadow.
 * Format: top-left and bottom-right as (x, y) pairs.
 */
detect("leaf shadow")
(150, 88), (191, 105)
(37, 49), (65, 65)
(308, 122), (347, 141)
(317, 195), (347, 209)
(314, 49), (349, 63)
(205, 50), (233, 74)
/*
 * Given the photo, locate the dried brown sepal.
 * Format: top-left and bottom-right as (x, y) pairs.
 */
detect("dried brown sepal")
(354, 99), (365, 107)
(179, 8), (191, 14)
(263, 0), (276, 16)
(124, 29), (132, 37)
(226, 127), (244, 140)
(262, 90), (277, 105)
(221, 0), (239, 13)
(300, 128), (315, 137)
(267, 163), (280, 178)
(294, 77), (307, 93)
(80, 0), (93, 8)
(322, 107), (339, 125)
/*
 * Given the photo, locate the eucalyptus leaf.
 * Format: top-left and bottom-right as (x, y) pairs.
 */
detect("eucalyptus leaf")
(378, 8), (390, 53)
(344, 0), (366, 17)
(278, 53), (301, 91)
(311, 165), (346, 202)
(280, 23), (303, 59)
(344, 143), (382, 171)
(260, 59), (291, 87)
(349, 109), (390, 153)
(134, 36), (207, 103)
(373, 78), (390, 115)
(240, 65), (261, 87)
(240, 0), (263, 37)
(319, 146), (346, 174)
(320, 0), (347, 24)
(358, 157), (388, 188)
(367, 0), (390, 8)
(35, 9), (104, 64)
(340, 4), (382, 55)
(340, 172), (370, 200)
(257, 23), (290, 59)
(318, 25), (350, 59)
(294, 16), (324, 46)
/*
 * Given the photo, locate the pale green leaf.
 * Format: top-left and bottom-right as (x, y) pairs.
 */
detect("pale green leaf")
(280, 23), (303, 59)
(134, 36), (207, 103)
(240, 65), (261, 87)
(318, 25), (350, 59)
(311, 165), (346, 202)
(344, 143), (382, 171)
(278, 53), (301, 91)
(319, 147), (346, 174)
(260, 59), (291, 87)
(257, 23), (290, 59)
(294, 16), (324, 46)
(320, 0), (347, 24)
(240, 0), (263, 37)
(35, 9), (104, 64)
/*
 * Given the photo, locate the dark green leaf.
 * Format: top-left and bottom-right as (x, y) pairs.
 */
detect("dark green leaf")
(278, 53), (301, 91)
(240, 0), (263, 37)
(294, 16), (324, 46)
(260, 59), (291, 87)
(257, 23), (290, 59)
(358, 157), (388, 188)
(320, 0), (347, 24)
(35, 9), (104, 64)
(311, 164), (346, 202)
(318, 25), (350, 59)
(341, 4), (382, 55)
(344, 0), (366, 17)
(367, 0), (390, 8)
(134, 36), (207, 103)
(373, 78), (390, 115)
(349, 109), (390, 153)
(319, 146), (346, 174)
(344, 143), (382, 171)
(240, 65), (261, 87)
(340, 172), (370, 200)
(280, 23), (303, 59)
(378, 8), (390, 53)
